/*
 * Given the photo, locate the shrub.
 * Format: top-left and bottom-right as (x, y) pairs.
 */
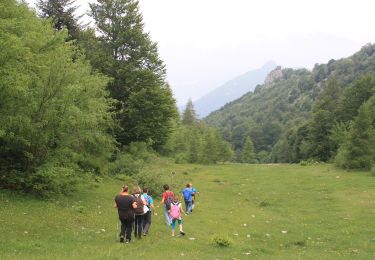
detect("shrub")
(109, 142), (157, 176)
(125, 142), (156, 162)
(110, 146), (186, 197)
(30, 166), (79, 197)
(174, 153), (189, 164)
(259, 200), (271, 207)
(212, 235), (232, 247)
(133, 166), (185, 197)
(109, 153), (144, 176)
(299, 159), (319, 166)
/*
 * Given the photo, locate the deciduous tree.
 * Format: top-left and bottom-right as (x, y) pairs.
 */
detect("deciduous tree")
(89, 0), (177, 149)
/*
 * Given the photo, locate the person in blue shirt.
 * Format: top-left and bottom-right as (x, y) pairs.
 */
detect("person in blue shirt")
(182, 184), (194, 214)
(141, 187), (155, 236)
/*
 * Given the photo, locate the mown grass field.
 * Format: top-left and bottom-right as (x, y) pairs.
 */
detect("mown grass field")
(1, 163), (375, 259)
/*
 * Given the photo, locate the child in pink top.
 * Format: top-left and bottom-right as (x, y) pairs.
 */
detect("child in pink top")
(169, 195), (187, 237)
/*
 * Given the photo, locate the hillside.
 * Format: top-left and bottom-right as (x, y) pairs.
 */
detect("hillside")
(193, 61), (276, 117)
(205, 44), (375, 161)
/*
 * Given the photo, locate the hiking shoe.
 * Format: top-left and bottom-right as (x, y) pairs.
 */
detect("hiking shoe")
(125, 239), (130, 244)
(120, 237), (124, 243)
(180, 231), (185, 236)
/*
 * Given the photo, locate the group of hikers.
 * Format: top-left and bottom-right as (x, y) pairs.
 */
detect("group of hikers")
(114, 183), (198, 243)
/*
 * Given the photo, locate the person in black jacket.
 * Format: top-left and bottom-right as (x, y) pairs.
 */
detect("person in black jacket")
(114, 185), (137, 243)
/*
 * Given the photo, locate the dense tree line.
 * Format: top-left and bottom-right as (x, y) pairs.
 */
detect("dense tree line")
(1, 0), (233, 196)
(164, 101), (233, 164)
(206, 44), (375, 169)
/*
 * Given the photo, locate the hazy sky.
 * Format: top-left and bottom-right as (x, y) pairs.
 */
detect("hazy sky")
(25, 0), (375, 106)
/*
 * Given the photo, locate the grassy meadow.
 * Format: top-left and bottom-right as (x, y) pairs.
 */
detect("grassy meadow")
(1, 163), (375, 259)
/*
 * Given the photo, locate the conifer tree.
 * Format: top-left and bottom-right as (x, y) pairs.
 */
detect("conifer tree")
(241, 136), (256, 163)
(182, 99), (198, 125)
(37, 0), (82, 40)
(89, 0), (177, 149)
(218, 140), (234, 162)
(201, 131), (220, 164)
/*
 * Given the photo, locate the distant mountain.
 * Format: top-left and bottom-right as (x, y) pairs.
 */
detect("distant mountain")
(193, 61), (277, 118)
(204, 43), (375, 162)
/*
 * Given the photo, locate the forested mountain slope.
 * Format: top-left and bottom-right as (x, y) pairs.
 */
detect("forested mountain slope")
(205, 44), (375, 163)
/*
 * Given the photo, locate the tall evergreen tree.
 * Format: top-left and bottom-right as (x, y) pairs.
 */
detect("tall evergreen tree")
(241, 136), (256, 163)
(89, 0), (177, 149)
(182, 99), (198, 125)
(187, 127), (202, 163)
(37, 0), (82, 40)
(218, 140), (234, 163)
(201, 130), (220, 164)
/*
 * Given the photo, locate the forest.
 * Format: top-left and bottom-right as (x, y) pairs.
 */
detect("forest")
(1, 0), (374, 196)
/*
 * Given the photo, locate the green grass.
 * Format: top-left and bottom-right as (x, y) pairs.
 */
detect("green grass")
(1, 163), (375, 259)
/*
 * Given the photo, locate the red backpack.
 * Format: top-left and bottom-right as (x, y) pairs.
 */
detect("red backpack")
(164, 191), (174, 210)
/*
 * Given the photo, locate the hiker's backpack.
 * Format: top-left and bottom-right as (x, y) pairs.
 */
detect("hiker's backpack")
(134, 195), (144, 215)
(164, 192), (174, 210)
(143, 194), (150, 207)
(182, 188), (192, 201)
(170, 202), (181, 219)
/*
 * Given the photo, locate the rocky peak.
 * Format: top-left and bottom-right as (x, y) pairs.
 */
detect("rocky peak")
(263, 66), (283, 88)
